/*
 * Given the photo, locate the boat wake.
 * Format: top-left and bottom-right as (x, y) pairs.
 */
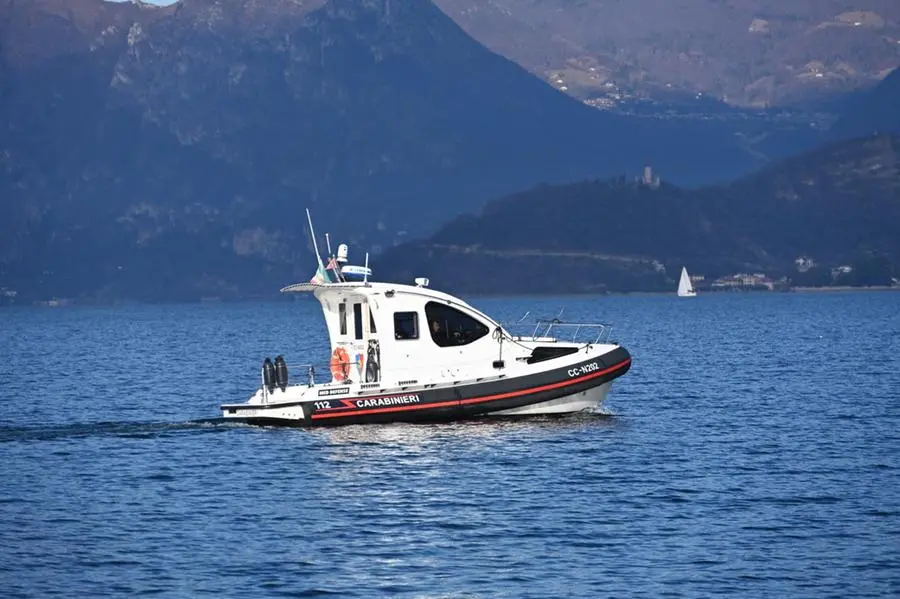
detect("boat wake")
(0, 418), (243, 444)
(1, 409), (620, 444)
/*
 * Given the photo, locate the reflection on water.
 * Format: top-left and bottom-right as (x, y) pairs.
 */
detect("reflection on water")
(313, 411), (619, 448)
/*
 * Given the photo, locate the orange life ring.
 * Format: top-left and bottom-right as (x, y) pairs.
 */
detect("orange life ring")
(330, 347), (351, 382)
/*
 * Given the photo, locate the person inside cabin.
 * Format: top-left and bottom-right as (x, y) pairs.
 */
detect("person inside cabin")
(431, 318), (453, 345)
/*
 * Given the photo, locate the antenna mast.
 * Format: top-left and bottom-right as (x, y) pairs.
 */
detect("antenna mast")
(306, 208), (325, 270)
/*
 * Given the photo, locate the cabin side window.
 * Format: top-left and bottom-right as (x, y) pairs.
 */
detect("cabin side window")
(369, 310), (377, 334)
(425, 301), (490, 347)
(393, 311), (418, 340)
(353, 303), (363, 340)
(338, 303), (347, 336)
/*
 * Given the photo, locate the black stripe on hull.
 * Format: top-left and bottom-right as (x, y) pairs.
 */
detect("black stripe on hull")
(235, 346), (631, 428)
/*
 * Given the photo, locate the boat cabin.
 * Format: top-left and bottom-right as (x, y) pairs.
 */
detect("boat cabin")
(291, 281), (504, 386)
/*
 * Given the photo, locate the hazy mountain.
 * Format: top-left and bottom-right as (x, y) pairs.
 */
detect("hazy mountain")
(831, 67), (900, 137)
(0, 0), (785, 301)
(378, 135), (900, 294)
(435, 0), (900, 108)
(4, 0), (898, 302)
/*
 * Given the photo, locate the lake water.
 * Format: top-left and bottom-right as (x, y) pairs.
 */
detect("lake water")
(1, 291), (898, 598)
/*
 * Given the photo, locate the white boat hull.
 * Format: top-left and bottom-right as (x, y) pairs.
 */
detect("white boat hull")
(223, 382), (611, 423)
(223, 347), (631, 427)
(488, 382), (610, 416)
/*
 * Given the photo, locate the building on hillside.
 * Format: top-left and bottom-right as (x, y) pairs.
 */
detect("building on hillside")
(711, 273), (775, 291)
(795, 256), (815, 272)
(638, 165), (660, 188)
(831, 265), (853, 277)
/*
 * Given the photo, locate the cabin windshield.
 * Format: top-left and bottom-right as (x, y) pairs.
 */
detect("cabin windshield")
(425, 301), (489, 347)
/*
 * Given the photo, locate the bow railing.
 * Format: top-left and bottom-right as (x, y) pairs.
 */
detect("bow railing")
(501, 318), (614, 345)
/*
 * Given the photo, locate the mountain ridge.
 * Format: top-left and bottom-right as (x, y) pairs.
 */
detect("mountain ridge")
(831, 67), (900, 137)
(2, 0), (898, 302)
(1, 0), (776, 301)
(434, 0), (900, 108)
(377, 134), (900, 294)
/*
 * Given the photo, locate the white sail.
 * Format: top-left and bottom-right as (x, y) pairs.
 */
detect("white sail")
(677, 266), (696, 297)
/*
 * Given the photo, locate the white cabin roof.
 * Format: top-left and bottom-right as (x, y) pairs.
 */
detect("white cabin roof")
(281, 281), (499, 325)
(280, 281), (364, 293)
(281, 280), (500, 329)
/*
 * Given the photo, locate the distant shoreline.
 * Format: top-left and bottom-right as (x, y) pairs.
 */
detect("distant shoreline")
(3, 285), (900, 307)
(790, 285), (900, 293)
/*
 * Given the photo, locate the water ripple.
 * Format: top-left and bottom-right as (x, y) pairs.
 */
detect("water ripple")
(0, 294), (898, 597)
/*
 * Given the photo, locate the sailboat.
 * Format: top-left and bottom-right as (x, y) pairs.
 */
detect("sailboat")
(677, 266), (697, 297)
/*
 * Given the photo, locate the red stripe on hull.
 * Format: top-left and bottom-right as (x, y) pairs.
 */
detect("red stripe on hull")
(311, 357), (631, 420)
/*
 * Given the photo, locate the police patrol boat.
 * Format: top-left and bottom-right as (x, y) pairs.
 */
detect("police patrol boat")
(220, 212), (632, 427)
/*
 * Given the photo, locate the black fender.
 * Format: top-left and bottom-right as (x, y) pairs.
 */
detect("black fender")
(262, 357), (276, 393)
(274, 355), (289, 392)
